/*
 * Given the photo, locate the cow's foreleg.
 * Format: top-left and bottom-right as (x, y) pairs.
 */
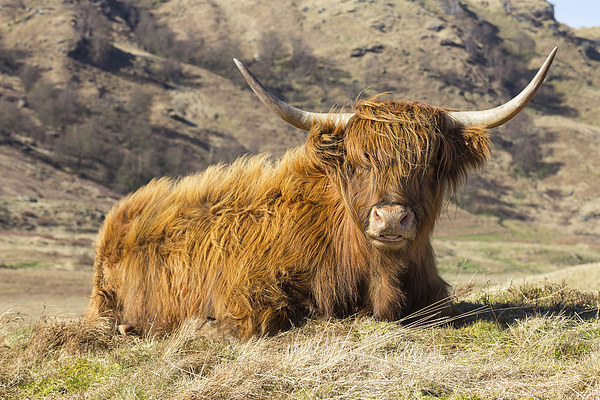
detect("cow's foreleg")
(368, 270), (407, 321)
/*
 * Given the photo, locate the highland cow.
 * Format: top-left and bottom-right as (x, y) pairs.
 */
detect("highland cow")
(84, 48), (557, 338)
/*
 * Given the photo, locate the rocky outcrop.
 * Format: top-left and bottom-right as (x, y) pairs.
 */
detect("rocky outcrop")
(501, 0), (555, 27)
(350, 45), (384, 58)
(434, 0), (477, 18)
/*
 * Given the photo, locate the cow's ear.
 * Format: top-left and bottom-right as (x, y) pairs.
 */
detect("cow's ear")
(305, 122), (346, 171)
(460, 125), (491, 170)
(435, 124), (491, 190)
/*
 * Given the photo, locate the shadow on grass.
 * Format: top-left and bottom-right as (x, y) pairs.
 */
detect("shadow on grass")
(453, 282), (600, 327)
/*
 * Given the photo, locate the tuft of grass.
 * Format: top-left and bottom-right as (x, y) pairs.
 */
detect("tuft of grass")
(26, 316), (130, 357)
(1, 284), (599, 399)
(467, 281), (600, 310)
(0, 261), (40, 269)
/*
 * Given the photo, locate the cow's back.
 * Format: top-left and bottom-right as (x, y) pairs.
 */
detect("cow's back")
(85, 152), (335, 336)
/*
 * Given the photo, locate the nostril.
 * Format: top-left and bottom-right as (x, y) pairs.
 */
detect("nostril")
(398, 213), (408, 226)
(398, 209), (414, 227)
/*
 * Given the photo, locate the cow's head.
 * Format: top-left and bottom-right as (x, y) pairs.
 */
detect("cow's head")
(234, 48), (557, 251)
(327, 100), (491, 250)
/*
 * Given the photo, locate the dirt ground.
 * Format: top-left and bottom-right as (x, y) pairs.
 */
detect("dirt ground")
(0, 267), (92, 321)
(0, 145), (117, 321)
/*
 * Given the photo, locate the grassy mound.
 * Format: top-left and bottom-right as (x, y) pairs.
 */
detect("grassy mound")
(1, 283), (599, 399)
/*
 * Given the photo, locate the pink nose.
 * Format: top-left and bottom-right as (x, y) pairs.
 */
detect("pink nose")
(369, 205), (416, 233)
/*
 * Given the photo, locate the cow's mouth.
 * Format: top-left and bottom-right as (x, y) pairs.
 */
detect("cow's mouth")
(375, 234), (406, 243)
(369, 233), (410, 250)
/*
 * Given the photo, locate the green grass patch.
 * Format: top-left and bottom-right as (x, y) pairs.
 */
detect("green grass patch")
(350, 318), (399, 342)
(21, 358), (124, 398)
(0, 261), (40, 269)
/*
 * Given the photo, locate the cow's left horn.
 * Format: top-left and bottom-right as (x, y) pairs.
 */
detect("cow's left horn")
(448, 47), (557, 128)
(233, 58), (353, 130)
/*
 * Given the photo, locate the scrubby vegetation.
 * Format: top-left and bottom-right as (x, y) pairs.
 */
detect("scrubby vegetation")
(1, 1), (600, 397)
(1, 283), (599, 399)
(5, 0), (572, 207)
(0, 0), (359, 194)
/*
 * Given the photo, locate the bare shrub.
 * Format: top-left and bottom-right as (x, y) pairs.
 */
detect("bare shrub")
(18, 64), (42, 92)
(0, 33), (25, 74)
(72, 1), (112, 64)
(492, 54), (530, 95)
(0, 99), (46, 142)
(289, 37), (319, 78)
(259, 31), (287, 65)
(439, 68), (476, 93)
(121, 7), (241, 80)
(106, 91), (158, 191)
(49, 89), (189, 193)
(156, 58), (184, 84)
(496, 112), (558, 178)
(513, 33), (537, 61)
(127, 89), (152, 115)
(55, 117), (105, 171)
(184, 34), (242, 81)
(464, 36), (484, 65)
(119, 89), (152, 151)
(236, 34), (327, 101)
(0, 50), (18, 74)
(112, 149), (159, 192)
(28, 82), (83, 131)
(133, 9), (176, 56)
(55, 87), (84, 124)
(153, 135), (200, 177)
(0, 101), (21, 140)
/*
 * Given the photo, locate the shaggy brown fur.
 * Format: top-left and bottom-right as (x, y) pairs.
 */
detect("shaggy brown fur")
(84, 99), (490, 338)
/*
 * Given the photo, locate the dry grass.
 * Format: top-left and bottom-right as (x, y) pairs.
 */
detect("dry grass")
(1, 283), (600, 399)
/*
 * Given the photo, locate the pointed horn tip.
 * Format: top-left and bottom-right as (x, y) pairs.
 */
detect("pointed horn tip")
(548, 46), (558, 61)
(233, 58), (251, 75)
(540, 47), (558, 71)
(448, 46), (559, 129)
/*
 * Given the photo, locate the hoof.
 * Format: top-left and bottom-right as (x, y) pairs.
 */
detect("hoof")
(118, 324), (134, 335)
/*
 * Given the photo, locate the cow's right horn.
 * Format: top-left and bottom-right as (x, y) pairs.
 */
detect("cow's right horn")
(448, 47), (557, 128)
(233, 58), (353, 130)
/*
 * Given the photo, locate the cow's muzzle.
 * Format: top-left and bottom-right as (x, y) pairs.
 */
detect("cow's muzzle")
(365, 204), (417, 250)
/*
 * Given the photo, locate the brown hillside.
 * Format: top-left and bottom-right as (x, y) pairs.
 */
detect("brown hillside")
(0, 0), (599, 315)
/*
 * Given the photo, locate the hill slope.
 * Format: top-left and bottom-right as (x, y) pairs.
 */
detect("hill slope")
(0, 0), (599, 317)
